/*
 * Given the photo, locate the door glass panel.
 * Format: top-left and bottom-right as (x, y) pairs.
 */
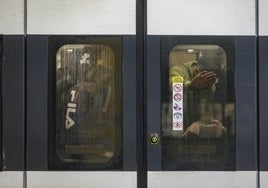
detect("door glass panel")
(161, 41), (235, 170)
(49, 38), (122, 169)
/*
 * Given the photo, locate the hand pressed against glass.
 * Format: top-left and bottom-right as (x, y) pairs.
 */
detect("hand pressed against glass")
(189, 70), (217, 90)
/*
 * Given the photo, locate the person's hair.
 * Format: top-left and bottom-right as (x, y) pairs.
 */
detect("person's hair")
(82, 46), (92, 54)
(198, 48), (226, 71)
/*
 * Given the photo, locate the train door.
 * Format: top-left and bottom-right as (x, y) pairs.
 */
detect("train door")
(0, 1), (25, 187)
(26, 1), (137, 187)
(146, 0), (258, 187)
(259, 0), (268, 187)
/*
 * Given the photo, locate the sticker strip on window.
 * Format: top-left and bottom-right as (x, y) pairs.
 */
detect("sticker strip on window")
(172, 77), (183, 131)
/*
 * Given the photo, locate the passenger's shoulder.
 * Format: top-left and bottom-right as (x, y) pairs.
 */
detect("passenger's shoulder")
(170, 61), (197, 71)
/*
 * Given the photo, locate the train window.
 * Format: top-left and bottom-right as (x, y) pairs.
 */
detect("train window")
(49, 37), (122, 169)
(161, 41), (235, 170)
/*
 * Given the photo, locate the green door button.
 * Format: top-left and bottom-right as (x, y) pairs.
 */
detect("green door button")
(149, 133), (159, 145)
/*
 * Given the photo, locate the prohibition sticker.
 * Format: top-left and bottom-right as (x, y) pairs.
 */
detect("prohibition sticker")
(173, 93), (182, 102)
(173, 112), (182, 120)
(173, 122), (183, 129)
(172, 76), (183, 131)
(173, 103), (182, 111)
(173, 84), (182, 92)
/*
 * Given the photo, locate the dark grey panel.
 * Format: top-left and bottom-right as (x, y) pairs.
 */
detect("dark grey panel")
(235, 37), (257, 170)
(27, 35), (48, 170)
(123, 36), (137, 171)
(147, 36), (161, 170)
(2, 35), (25, 170)
(259, 36), (268, 171)
(146, 36), (257, 171)
(27, 35), (137, 171)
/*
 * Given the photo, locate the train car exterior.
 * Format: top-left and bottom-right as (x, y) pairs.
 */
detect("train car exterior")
(0, 0), (266, 188)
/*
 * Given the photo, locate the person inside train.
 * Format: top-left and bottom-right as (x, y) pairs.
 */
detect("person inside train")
(58, 45), (115, 161)
(170, 49), (227, 138)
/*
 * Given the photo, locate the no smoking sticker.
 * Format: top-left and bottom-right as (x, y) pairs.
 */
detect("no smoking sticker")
(173, 84), (182, 92)
(173, 93), (183, 102)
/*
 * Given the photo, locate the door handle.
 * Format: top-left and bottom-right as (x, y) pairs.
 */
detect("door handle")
(149, 133), (160, 145)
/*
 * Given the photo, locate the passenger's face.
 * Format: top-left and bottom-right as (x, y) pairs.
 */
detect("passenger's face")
(193, 64), (202, 76)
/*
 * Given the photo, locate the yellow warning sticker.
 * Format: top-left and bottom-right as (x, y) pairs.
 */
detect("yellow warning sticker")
(173, 76), (184, 83)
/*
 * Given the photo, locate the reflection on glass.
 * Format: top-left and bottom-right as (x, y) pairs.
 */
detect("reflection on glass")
(162, 45), (235, 170)
(55, 44), (122, 168)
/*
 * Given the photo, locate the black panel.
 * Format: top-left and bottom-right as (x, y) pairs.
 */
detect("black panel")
(259, 36), (268, 171)
(235, 37), (257, 170)
(27, 35), (137, 171)
(147, 36), (257, 171)
(122, 36), (137, 170)
(2, 35), (25, 170)
(147, 36), (161, 170)
(27, 35), (49, 170)
(136, 0), (147, 187)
